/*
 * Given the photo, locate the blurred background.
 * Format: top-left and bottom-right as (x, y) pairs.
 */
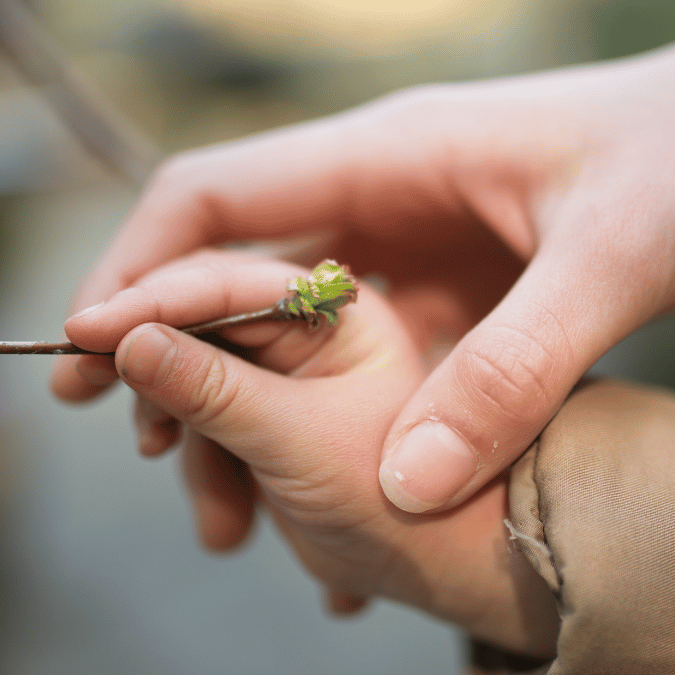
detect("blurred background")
(0, 0), (674, 673)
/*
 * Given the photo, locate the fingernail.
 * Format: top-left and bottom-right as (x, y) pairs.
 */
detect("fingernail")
(120, 327), (176, 387)
(69, 301), (105, 320)
(379, 422), (477, 513)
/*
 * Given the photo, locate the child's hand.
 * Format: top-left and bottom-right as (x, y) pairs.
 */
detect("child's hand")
(62, 252), (559, 657)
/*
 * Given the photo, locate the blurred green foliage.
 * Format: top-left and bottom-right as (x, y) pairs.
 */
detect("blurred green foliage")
(581, 0), (675, 59)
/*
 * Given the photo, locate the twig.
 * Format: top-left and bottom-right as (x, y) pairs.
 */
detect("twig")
(0, 260), (358, 355)
(0, 342), (95, 355)
(0, 303), (291, 355)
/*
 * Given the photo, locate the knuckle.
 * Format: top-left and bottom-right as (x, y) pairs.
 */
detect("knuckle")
(181, 355), (243, 430)
(459, 323), (566, 424)
(148, 155), (219, 215)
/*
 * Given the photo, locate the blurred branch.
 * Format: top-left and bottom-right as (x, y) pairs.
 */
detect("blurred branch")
(0, 0), (162, 184)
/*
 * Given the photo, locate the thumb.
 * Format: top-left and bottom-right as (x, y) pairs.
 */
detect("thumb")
(115, 323), (325, 480)
(379, 244), (652, 513)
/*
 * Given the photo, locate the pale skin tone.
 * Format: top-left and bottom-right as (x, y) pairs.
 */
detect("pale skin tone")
(47, 42), (675, 667)
(52, 44), (675, 516)
(61, 251), (560, 657)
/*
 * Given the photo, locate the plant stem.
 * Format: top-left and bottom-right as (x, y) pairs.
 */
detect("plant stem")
(0, 301), (295, 355)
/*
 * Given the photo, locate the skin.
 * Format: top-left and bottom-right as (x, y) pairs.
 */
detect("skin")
(61, 252), (560, 657)
(53, 44), (675, 514)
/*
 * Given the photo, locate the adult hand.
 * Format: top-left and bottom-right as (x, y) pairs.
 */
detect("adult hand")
(53, 45), (675, 513)
(62, 252), (559, 656)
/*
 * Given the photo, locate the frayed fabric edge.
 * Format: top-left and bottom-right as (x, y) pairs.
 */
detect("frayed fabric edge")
(504, 519), (552, 558)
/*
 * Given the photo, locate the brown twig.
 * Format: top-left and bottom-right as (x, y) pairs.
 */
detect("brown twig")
(0, 342), (94, 355)
(0, 302), (295, 355)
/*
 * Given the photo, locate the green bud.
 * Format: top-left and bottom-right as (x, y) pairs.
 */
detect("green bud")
(286, 260), (358, 328)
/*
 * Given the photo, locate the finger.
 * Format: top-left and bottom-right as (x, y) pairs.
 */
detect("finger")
(181, 429), (256, 551)
(134, 396), (181, 457)
(50, 355), (116, 402)
(324, 589), (370, 617)
(52, 254), (304, 401)
(61, 254), (304, 355)
(115, 323), (337, 479)
(75, 354), (118, 386)
(81, 123), (357, 304)
(379, 228), (668, 513)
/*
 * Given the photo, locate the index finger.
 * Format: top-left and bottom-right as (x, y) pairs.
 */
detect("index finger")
(81, 117), (361, 308)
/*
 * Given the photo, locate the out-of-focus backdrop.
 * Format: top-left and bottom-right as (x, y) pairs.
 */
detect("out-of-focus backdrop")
(0, 1), (674, 673)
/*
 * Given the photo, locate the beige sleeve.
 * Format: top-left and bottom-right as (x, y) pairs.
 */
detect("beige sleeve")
(473, 379), (675, 675)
